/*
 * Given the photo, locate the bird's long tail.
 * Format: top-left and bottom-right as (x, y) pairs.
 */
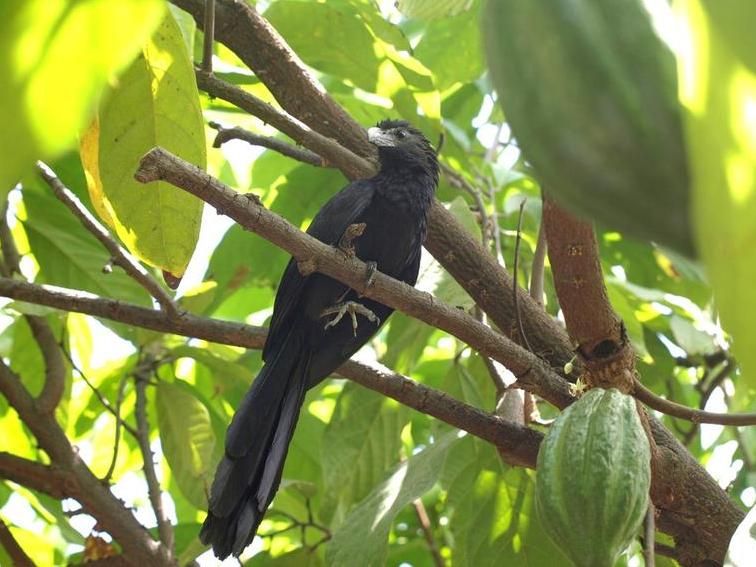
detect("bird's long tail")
(200, 329), (309, 559)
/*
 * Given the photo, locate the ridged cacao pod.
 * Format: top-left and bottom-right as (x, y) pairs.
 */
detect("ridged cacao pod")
(483, 0), (694, 257)
(535, 388), (651, 567)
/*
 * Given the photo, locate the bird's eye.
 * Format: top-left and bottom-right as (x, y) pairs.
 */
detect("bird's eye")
(396, 130), (407, 139)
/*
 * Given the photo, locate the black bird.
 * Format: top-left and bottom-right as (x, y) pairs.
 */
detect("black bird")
(199, 119), (439, 559)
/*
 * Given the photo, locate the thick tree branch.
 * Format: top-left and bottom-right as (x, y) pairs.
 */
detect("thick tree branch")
(543, 195), (623, 363)
(135, 146), (574, 409)
(36, 162), (178, 316)
(0, 361), (173, 567)
(208, 121), (324, 167)
(0, 277), (540, 465)
(0, 452), (73, 500)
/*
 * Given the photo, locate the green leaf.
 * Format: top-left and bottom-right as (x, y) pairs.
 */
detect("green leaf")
(326, 431), (459, 567)
(397, 0), (476, 21)
(442, 437), (565, 566)
(320, 383), (407, 525)
(80, 11), (205, 276)
(265, 1), (380, 91)
(414, 7), (484, 90)
(156, 380), (218, 509)
(677, 0), (756, 399)
(0, 0), (165, 197)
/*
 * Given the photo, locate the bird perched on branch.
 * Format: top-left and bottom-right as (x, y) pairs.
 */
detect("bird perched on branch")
(200, 120), (439, 558)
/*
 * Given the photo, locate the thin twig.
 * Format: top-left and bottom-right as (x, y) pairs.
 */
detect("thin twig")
(208, 121), (325, 166)
(512, 200), (532, 352)
(201, 0), (215, 73)
(196, 70), (372, 181)
(103, 374), (131, 484)
(59, 344), (139, 439)
(634, 378), (756, 426)
(698, 359), (735, 409)
(413, 499), (445, 567)
(134, 361), (174, 556)
(0, 520), (35, 567)
(36, 162), (178, 315)
(644, 504), (656, 567)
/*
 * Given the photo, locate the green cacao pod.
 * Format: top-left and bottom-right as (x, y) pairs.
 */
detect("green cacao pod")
(483, 0), (694, 257)
(535, 388), (651, 567)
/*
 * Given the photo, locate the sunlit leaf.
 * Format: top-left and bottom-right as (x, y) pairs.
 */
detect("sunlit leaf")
(326, 431), (459, 566)
(320, 383), (406, 525)
(0, 0), (165, 198)
(81, 11), (205, 276)
(676, 0), (756, 400)
(156, 380), (218, 509)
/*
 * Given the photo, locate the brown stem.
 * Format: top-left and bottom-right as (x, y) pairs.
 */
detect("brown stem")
(134, 362), (174, 556)
(413, 499), (445, 567)
(644, 505), (656, 567)
(208, 121), (325, 167)
(634, 378), (756, 425)
(201, 0), (215, 73)
(196, 70), (371, 180)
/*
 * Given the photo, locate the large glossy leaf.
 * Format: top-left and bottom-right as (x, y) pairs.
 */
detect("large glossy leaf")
(81, 12), (205, 276)
(265, 1), (381, 92)
(442, 437), (564, 566)
(320, 383), (407, 525)
(677, 0), (756, 400)
(156, 380), (218, 509)
(0, 0), (164, 198)
(326, 431), (460, 566)
(414, 6), (484, 91)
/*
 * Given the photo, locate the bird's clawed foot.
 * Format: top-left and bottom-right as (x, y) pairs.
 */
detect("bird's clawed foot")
(337, 223), (366, 258)
(320, 301), (381, 336)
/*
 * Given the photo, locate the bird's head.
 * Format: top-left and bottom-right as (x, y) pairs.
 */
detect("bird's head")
(367, 120), (438, 183)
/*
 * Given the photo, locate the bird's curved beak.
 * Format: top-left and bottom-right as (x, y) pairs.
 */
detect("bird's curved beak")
(367, 127), (395, 147)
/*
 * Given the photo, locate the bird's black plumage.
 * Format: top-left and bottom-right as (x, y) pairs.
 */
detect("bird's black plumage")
(200, 120), (439, 559)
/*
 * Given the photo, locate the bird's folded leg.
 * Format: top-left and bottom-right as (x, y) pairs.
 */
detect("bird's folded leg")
(320, 301), (381, 336)
(337, 223), (366, 257)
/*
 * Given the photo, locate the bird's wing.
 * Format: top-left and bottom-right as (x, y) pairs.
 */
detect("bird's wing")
(263, 179), (376, 360)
